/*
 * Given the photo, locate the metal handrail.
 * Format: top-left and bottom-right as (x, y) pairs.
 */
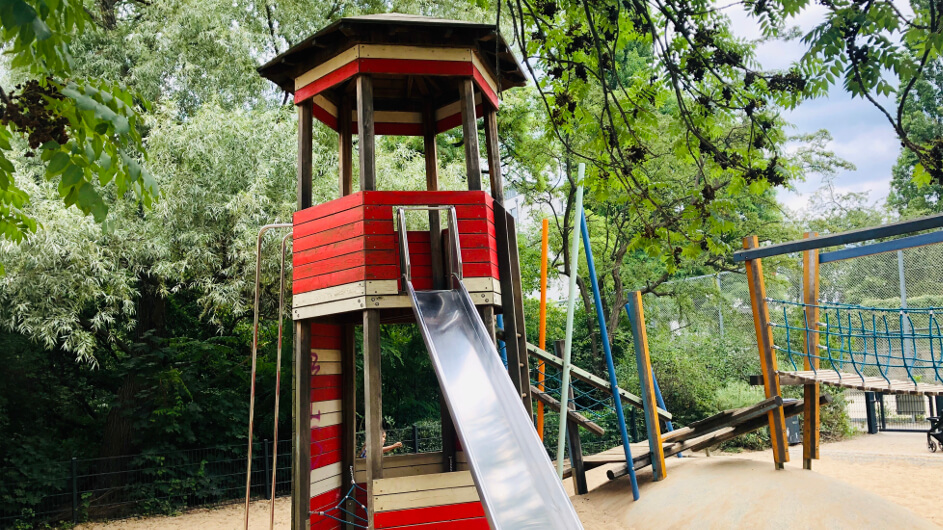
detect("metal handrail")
(395, 206), (463, 286)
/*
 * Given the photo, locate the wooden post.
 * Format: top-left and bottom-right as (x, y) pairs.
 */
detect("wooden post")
(341, 324), (357, 525)
(424, 103), (445, 290)
(459, 78), (481, 191)
(440, 394), (457, 473)
(339, 94), (353, 197)
(626, 292), (666, 481)
(743, 235), (790, 469)
(292, 321), (312, 530)
(506, 214), (533, 414)
(557, 339), (587, 495)
(483, 106), (504, 202)
(802, 232), (821, 470)
(479, 306), (497, 346)
(357, 75), (376, 192)
(297, 100), (313, 210)
(363, 310), (382, 529)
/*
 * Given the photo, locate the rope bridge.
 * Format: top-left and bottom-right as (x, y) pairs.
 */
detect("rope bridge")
(768, 299), (943, 396)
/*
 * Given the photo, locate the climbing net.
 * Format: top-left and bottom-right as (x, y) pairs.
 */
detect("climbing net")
(768, 299), (943, 387)
(310, 467), (368, 528)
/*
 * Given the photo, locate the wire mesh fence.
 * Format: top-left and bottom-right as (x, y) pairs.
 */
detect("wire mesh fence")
(0, 440), (291, 529)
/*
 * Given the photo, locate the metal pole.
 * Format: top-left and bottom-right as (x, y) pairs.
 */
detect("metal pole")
(244, 222), (291, 530)
(71, 457), (78, 524)
(716, 274), (724, 339)
(264, 439), (271, 500)
(269, 232), (291, 528)
(555, 168), (584, 479)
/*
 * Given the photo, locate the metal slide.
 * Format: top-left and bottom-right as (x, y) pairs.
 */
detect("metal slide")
(398, 207), (583, 530)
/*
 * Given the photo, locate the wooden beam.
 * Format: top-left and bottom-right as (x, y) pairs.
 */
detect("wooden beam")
(530, 384), (605, 436)
(732, 212), (943, 262)
(363, 309), (382, 529)
(459, 78), (481, 191)
(341, 324), (357, 526)
(566, 384), (588, 495)
(423, 103), (444, 290)
(743, 236), (789, 469)
(494, 202), (527, 407)
(338, 94), (353, 197)
(802, 232), (821, 470)
(525, 342), (672, 421)
(297, 100), (313, 210)
(483, 106), (504, 203)
(660, 396), (782, 445)
(292, 321), (312, 530)
(506, 214), (533, 414)
(357, 75), (376, 192)
(626, 292), (666, 481)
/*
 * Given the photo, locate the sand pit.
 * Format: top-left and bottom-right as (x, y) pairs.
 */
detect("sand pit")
(78, 432), (941, 529)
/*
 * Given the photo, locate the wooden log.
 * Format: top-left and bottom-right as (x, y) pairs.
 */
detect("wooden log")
(483, 106), (504, 202)
(423, 102), (445, 290)
(297, 100), (313, 210)
(627, 292), (666, 481)
(530, 385), (605, 436)
(802, 232), (821, 470)
(459, 78), (481, 191)
(564, 364), (588, 495)
(357, 75), (376, 192)
(341, 324), (357, 526)
(525, 342), (672, 421)
(292, 321), (312, 530)
(363, 309), (382, 529)
(506, 214), (533, 414)
(494, 202), (528, 407)
(660, 396), (783, 445)
(744, 235), (789, 469)
(339, 94), (353, 197)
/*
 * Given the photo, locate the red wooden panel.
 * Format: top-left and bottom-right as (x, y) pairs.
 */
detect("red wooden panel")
(310, 487), (342, 511)
(293, 265), (401, 294)
(311, 334), (342, 349)
(312, 424), (341, 442)
(312, 102), (338, 131)
(359, 58), (473, 77)
(294, 193), (366, 225)
(295, 59), (359, 103)
(312, 374), (342, 391)
(375, 502), (485, 529)
(384, 518), (489, 530)
(437, 104), (484, 133)
(311, 323), (341, 338)
(310, 448), (341, 468)
(373, 122), (424, 136)
(294, 237), (369, 267)
(295, 250), (398, 281)
(473, 65), (499, 109)
(294, 221), (393, 253)
(310, 518), (342, 530)
(363, 191), (493, 208)
(311, 434), (341, 455)
(293, 206), (370, 240)
(311, 384), (342, 402)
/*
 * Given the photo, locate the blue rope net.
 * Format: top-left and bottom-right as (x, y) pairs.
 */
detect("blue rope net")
(767, 298), (943, 387)
(530, 361), (623, 437)
(310, 467), (368, 528)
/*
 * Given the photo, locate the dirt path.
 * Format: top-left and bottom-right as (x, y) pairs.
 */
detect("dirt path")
(78, 432), (941, 529)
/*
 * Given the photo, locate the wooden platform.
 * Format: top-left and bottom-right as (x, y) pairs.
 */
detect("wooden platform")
(779, 370), (943, 396)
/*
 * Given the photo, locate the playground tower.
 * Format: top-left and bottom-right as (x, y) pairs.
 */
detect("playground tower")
(258, 14), (548, 529)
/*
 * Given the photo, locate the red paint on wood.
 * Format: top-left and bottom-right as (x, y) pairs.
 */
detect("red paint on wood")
(293, 265), (402, 294)
(361, 190), (493, 208)
(310, 334), (343, 349)
(359, 58), (472, 77)
(310, 448), (341, 469)
(295, 60), (359, 104)
(293, 193), (366, 225)
(294, 237), (368, 268)
(312, 102), (338, 131)
(311, 434), (341, 455)
(294, 221), (394, 253)
(436, 104), (484, 134)
(375, 502), (485, 529)
(311, 424), (341, 442)
(295, 250), (399, 281)
(311, 384), (342, 402)
(473, 66), (499, 109)
(312, 374), (342, 391)
(310, 323), (341, 338)
(374, 122), (425, 136)
(310, 487), (342, 511)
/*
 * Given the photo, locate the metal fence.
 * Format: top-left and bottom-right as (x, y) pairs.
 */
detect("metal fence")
(0, 440), (291, 529)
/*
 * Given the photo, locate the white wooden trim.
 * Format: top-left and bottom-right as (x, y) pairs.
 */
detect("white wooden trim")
(359, 44), (471, 62)
(355, 453), (443, 471)
(373, 486), (479, 512)
(435, 93), (482, 121)
(313, 95), (337, 117)
(356, 110), (423, 124)
(311, 360), (342, 375)
(310, 461), (343, 485)
(311, 399), (343, 415)
(354, 463), (442, 482)
(311, 348), (342, 362)
(310, 473), (343, 498)
(374, 470), (475, 495)
(293, 280), (399, 309)
(311, 410), (342, 428)
(294, 45), (361, 90)
(471, 52), (498, 94)
(294, 292), (501, 320)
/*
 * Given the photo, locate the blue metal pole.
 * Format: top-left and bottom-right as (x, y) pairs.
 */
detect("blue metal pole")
(580, 209), (640, 500)
(496, 314), (508, 368)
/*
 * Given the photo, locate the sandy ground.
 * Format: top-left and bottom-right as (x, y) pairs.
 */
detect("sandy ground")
(78, 432), (941, 529)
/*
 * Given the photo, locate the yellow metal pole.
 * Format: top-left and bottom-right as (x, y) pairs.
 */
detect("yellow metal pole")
(537, 219), (549, 440)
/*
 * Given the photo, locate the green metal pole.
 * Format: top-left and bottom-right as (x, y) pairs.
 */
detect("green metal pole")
(556, 164), (584, 478)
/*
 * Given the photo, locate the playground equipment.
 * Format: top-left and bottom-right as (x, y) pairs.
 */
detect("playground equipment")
(254, 14), (582, 529)
(733, 214), (943, 470)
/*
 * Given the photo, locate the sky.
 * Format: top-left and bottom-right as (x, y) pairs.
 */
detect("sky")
(725, 3), (903, 215)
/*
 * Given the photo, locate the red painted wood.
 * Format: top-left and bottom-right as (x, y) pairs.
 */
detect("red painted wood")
(311, 424), (341, 443)
(293, 193), (366, 225)
(310, 488), (342, 511)
(310, 323), (341, 338)
(359, 58), (472, 77)
(472, 66), (499, 109)
(311, 434), (342, 455)
(294, 250), (399, 281)
(436, 104), (484, 133)
(374, 122), (424, 136)
(311, 384), (342, 402)
(309, 518), (342, 530)
(294, 237), (368, 267)
(310, 333), (343, 349)
(375, 502), (485, 529)
(293, 265), (401, 294)
(293, 206), (373, 240)
(312, 102), (338, 131)
(295, 60), (359, 103)
(310, 487), (343, 530)
(312, 374), (342, 391)
(361, 190), (493, 208)
(383, 518), (489, 530)
(310, 448), (341, 469)
(294, 221), (394, 253)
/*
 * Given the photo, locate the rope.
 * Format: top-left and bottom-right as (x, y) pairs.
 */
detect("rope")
(310, 467), (368, 528)
(767, 299), (943, 387)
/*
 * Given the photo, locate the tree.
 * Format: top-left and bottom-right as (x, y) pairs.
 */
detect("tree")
(0, 0), (157, 245)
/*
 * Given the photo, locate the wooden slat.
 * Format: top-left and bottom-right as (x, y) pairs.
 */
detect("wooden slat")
(373, 487), (480, 513)
(375, 501), (485, 529)
(530, 384), (605, 436)
(373, 471), (475, 495)
(525, 342), (672, 420)
(460, 78), (481, 191)
(778, 370), (943, 396)
(295, 45), (361, 90)
(293, 321), (312, 530)
(627, 292), (666, 481)
(364, 308), (382, 528)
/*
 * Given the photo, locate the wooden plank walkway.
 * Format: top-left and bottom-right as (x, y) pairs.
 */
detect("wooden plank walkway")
(779, 370), (943, 396)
